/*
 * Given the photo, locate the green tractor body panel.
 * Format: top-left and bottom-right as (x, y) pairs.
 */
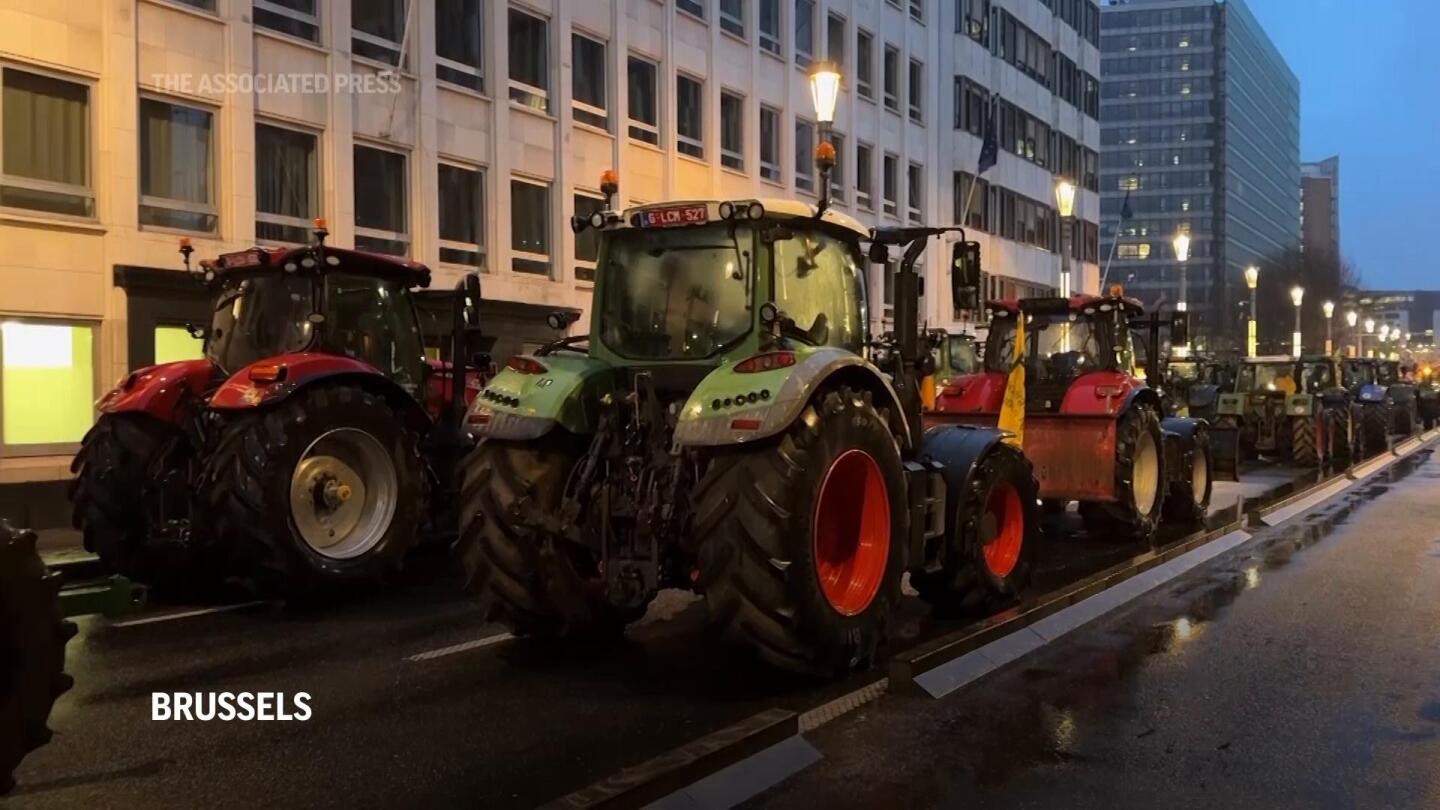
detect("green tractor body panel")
(1217, 392), (1248, 416)
(471, 353), (615, 439)
(673, 346), (911, 448)
(1286, 392), (1316, 416)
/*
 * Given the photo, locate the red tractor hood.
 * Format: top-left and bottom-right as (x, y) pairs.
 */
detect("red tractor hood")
(97, 359), (218, 423)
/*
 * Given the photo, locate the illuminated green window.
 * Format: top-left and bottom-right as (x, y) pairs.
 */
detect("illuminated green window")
(0, 321), (97, 452)
(154, 325), (204, 365)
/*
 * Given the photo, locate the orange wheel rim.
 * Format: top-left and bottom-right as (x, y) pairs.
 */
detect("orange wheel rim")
(812, 449), (891, 616)
(981, 482), (1024, 579)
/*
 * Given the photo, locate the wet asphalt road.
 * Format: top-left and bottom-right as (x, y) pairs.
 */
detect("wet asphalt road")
(7, 464), (1311, 808)
(750, 449), (1440, 809)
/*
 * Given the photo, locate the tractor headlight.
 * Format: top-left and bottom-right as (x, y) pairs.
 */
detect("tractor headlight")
(718, 201), (735, 220)
(589, 211), (606, 229)
(746, 201), (765, 220)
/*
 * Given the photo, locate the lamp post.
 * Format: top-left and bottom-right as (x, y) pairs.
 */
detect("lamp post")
(1173, 232), (1192, 356)
(1055, 180), (1077, 351)
(1378, 323), (1390, 360)
(1290, 285), (1305, 358)
(1322, 300), (1335, 355)
(1364, 317), (1376, 358)
(1346, 310), (1358, 357)
(1244, 264), (1259, 357)
(808, 60), (841, 210)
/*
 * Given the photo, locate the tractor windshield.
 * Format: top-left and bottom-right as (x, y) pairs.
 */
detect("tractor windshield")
(1299, 362), (1337, 392)
(1238, 363), (1297, 394)
(325, 273), (427, 391)
(945, 335), (980, 375)
(1377, 363), (1400, 385)
(984, 309), (1121, 383)
(597, 223), (754, 360)
(1344, 361), (1376, 386)
(208, 274), (316, 373)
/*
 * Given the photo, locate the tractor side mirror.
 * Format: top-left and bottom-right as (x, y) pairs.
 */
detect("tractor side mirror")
(950, 241), (981, 313)
(1170, 311), (1190, 348)
(461, 273), (483, 329)
(868, 243), (889, 264)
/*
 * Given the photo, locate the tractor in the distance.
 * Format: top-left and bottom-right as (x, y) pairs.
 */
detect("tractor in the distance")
(458, 167), (1038, 676)
(1345, 357), (1420, 454)
(933, 291), (1213, 543)
(922, 329), (980, 411)
(1163, 354), (1233, 422)
(1213, 355), (1353, 468)
(71, 224), (489, 595)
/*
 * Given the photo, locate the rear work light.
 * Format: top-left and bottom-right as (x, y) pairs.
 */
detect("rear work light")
(734, 352), (797, 373)
(730, 418), (763, 431)
(506, 356), (549, 375)
(1093, 384), (1124, 398)
(249, 364), (288, 383)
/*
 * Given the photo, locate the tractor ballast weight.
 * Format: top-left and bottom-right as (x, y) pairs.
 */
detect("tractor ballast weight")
(461, 174), (1037, 676)
(71, 227), (488, 596)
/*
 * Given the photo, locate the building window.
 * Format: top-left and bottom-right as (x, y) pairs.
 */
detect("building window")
(795, 119), (815, 192)
(882, 44), (899, 112)
(720, 91), (744, 171)
(882, 153), (898, 216)
(0, 68), (92, 218)
(828, 132), (845, 203)
(572, 33), (608, 129)
(508, 8), (549, 112)
(759, 0), (781, 55)
(139, 98), (216, 233)
(907, 58), (924, 123)
(677, 0), (705, 20)
(627, 55), (659, 145)
(676, 74), (704, 159)
(907, 162), (923, 222)
(438, 163), (484, 268)
(255, 122), (318, 244)
(856, 29), (874, 100)
(855, 142), (874, 210)
(795, 0), (815, 67)
(255, 0), (320, 42)
(174, 0), (216, 11)
(759, 106), (781, 182)
(573, 193), (604, 282)
(511, 178), (550, 275)
(953, 171), (989, 232)
(956, 77), (988, 136)
(436, 0), (482, 92)
(959, 0), (988, 46)
(719, 0), (744, 37)
(827, 13), (846, 69)
(353, 144), (409, 255)
(909, 0), (924, 23)
(352, 0), (406, 66)
(0, 320), (96, 454)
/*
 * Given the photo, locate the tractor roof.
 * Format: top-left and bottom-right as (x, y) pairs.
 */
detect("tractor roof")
(204, 245), (431, 287)
(620, 198), (870, 240)
(1240, 355), (1297, 365)
(988, 294), (1146, 317)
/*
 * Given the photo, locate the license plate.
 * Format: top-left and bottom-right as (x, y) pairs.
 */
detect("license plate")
(220, 249), (265, 268)
(638, 204), (708, 228)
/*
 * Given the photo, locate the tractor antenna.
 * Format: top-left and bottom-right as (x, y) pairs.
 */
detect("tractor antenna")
(814, 141), (836, 215)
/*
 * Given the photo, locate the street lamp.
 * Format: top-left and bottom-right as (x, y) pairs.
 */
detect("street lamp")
(808, 60), (841, 211)
(1346, 310), (1358, 357)
(1172, 232), (1192, 312)
(1244, 265), (1259, 357)
(1323, 300), (1335, 355)
(1290, 285), (1304, 358)
(1055, 179), (1077, 351)
(1365, 317), (1376, 357)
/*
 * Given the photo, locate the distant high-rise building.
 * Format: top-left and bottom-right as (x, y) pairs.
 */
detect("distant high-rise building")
(1099, 0), (1300, 349)
(1302, 156), (1341, 270)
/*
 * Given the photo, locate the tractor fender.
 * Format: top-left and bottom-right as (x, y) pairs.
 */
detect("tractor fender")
(673, 347), (912, 449)
(1187, 383), (1219, 412)
(467, 353), (614, 440)
(209, 353), (432, 430)
(913, 424), (1016, 571)
(1121, 385), (1165, 417)
(96, 359), (217, 424)
(1160, 416), (1205, 489)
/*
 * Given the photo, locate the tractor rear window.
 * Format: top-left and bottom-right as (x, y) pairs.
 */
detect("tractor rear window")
(1239, 364), (1297, 394)
(208, 274), (316, 373)
(326, 274), (426, 390)
(597, 223), (753, 360)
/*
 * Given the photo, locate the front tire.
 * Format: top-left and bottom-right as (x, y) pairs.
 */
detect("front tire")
(1361, 403), (1391, 458)
(1163, 425), (1213, 525)
(1291, 415), (1320, 467)
(1, 521), (75, 795)
(1082, 405), (1165, 543)
(693, 386), (908, 676)
(198, 385), (424, 595)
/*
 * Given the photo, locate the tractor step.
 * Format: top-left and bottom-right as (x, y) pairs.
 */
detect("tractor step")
(45, 551), (150, 618)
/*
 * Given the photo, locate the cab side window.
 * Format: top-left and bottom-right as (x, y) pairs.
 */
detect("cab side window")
(772, 232), (864, 353)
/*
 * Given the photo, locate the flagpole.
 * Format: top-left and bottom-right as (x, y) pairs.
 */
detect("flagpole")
(1100, 224), (1121, 289)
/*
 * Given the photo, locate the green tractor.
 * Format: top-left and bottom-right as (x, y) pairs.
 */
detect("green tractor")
(1214, 355), (1352, 468)
(457, 170), (1038, 675)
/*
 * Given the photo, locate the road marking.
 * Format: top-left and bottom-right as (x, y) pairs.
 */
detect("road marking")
(1260, 477), (1354, 526)
(405, 632), (513, 662)
(109, 601), (267, 627)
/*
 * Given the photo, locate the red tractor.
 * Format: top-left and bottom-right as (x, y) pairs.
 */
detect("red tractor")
(932, 293), (1213, 543)
(71, 225), (488, 595)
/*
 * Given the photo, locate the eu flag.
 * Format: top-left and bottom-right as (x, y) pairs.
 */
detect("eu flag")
(1120, 188), (1134, 220)
(977, 99), (998, 176)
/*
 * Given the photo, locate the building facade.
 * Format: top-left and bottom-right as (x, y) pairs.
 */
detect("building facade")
(0, 0), (1097, 512)
(1099, 0), (1299, 350)
(1301, 155), (1339, 267)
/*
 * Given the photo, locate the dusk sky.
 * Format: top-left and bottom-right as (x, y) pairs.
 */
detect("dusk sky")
(1247, 0), (1440, 290)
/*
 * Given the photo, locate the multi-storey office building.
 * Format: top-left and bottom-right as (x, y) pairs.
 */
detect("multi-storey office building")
(1301, 155), (1340, 268)
(0, 0), (1097, 519)
(1099, 0), (1299, 349)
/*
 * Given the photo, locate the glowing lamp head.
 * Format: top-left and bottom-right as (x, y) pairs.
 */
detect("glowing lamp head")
(808, 61), (842, 124)
(1380, 324), (1391, 340)
(1365, 317), (1376, 333)
(1346, 310), (1358, 328)
(1172, 232), (1191, 262)
(1323, 300), (1335, 318)
(1290, 285), (1305, 307)
(1054, 180), (1076, 218)
(1244, 265), (1259, 289)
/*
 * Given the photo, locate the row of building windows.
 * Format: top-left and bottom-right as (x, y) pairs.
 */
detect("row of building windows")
(1102, 77), (1214, 100)
(952, 172), (1100, 262)
(1103, 123), (1214, 146)
(1100, 5), (1214, 30)
(1101, 100), (1215, 123)
(1101, 146), (1214, 170)
(1101, 29), (1213, 54)
(1109, 170), (1215, 192)
(1101, 53), (1214, 76)
(957, 0), (1100, 49)
(955, 3), (1099, 121)
(954, 86), (1098, 191)
(1100, 193), (1213, 217)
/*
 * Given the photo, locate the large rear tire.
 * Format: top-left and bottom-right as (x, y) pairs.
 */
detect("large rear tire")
(693, 386), (907, 676)
(1395, 401), (1417, 436)
(1361, 402), (1391, 458)
(1291, 415), (1320, 467)
(198, 385), (424, 595)
(1, 521), (75, 795)
(70, 414), (210, 591)
(456, 434), (637, 638)
(1082, 405), (1165, 543)
(1324, 406), (1353, 470)
(911, 443), (1038, 614)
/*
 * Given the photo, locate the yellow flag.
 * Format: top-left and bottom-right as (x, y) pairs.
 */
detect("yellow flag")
(996, 316), (1026, 447)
